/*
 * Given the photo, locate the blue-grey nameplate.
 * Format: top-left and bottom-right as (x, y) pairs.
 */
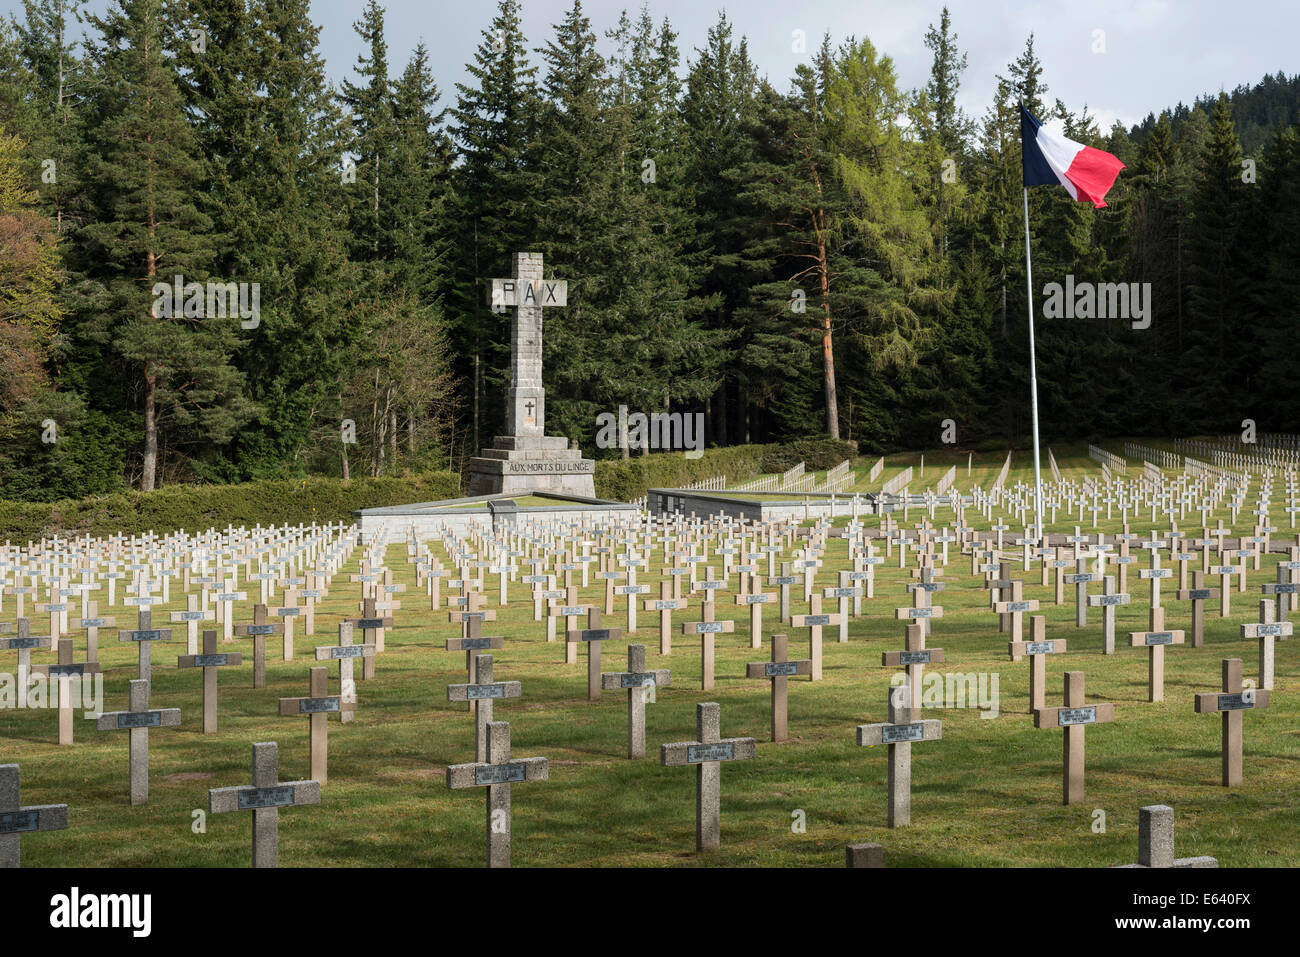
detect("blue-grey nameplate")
(194, 654), (229, 667)
(746, 595), (769, 604)
(458, 612), (486, 621)
(0, 811), (39, 834)
(650, 601), (677, 610)
(246, 624), (276, 635)
(118, 712), (162, 729)
(687, 743), (735, 763)
(1144, 632), (1174, 645)
(803, 615), (831, 626)
(882, 723), (925, 744)
(828, 588), (856, 597)
(329, 646), (366, 659)
(581, 629), (612, 642)
(620, 673), (656, 688)
(237, 785), (295, 810)
(467, 684), (506, 700)
(9, 637), (41, 649)
(907, 609), (934, 618)
(1025, 641), (1055, 654)
(1216, 693), (1255, 710)
(1255, 624), (1286, 636)
(696, 622), (725, 633)
(356, 618), (385, 629)
(1095, 594), (1128, 606)
(298, 697), (339, 714)
(898, 650), (931, 665)
(1004, 601), (1032, 612)
(178, 611), (206, 621)
(460, 637), (490, 650)
(128, 630), (162, 642)
(765, 662), (799, 677)
(48, 664), (85, 676)
(772, 576), (800, 585)
(1187, 589), (1214, 599)
(81, 618), (107, 627)
(475, 762), (525, 785)
(1058, 707), (1097, 726)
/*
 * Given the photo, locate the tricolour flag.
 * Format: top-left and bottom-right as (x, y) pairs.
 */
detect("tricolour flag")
(1020, 105), (1125, 208)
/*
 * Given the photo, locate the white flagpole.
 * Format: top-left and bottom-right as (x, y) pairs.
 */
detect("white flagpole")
(1022, 187), (1045, 550)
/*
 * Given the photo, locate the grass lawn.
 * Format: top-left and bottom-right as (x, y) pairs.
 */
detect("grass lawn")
(3, 488), (1297, 867)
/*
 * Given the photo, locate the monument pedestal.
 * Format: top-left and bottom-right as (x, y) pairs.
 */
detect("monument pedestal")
(467, 435), (596, 498)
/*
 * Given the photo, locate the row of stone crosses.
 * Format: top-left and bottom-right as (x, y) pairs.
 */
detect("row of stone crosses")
(3, 495), (1295, 868)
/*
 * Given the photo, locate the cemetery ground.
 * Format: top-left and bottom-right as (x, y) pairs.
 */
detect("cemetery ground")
(2, 501), (1296, 867)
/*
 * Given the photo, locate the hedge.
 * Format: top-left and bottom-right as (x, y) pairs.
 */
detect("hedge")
(593, 445), (772, 502)
(0, 472), (462, 541)
(0, 439), (861, 541)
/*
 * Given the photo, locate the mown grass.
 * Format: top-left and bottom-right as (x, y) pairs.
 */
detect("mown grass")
(2, 485), (1297, 867)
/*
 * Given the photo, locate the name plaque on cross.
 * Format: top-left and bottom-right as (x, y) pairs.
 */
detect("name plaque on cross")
(193, 654), (229, 667)
(0, 811), (38, 834)
(475, 763), (527, 786)
(687, 743), (735, 763)
(237, 786), (296, 810)
(298, 698), (340, 714)
(899, 651), (932, 665)
(117, 712), (162, 729)
(1058, 707), (1098, 726)
(882, 723), (926, 744)
(764, 662), (799, 677)
(467, 684), (508, 700)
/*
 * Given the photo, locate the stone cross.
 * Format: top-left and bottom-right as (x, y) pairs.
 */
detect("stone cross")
(886, 617), (944, 700)
(1174, 571), (1218, 648)
(95, 679), (182, 805)
(1140, 550), (1172, 607)
(278, 666), (353, 786)
(1009, 616), (1067, 713)
(792, 594), (839, 681)
(1065, 558), (1098, 626)
(213, 581), (247, 642)
(1241, 598), (1291, 691)
(547, 586), (589, 665)
(208, 741), (321, 868)
(680, 601), (734, 691)
(1128, 606), (1184, 702)
(746, 633), (810, 743)
(1193, 657), (1269, 787)
(488, 252), (567, 437)
(770, 563), (800, 623)
(446, 616), (505, 712)
(0, 619), (49, 704)
(1086, 575), (1131, 655)
(601, 644), (670, 758)
(314, 621), (374, 725)
(233, 604), (283, 689)
(856, 684), (942, 827)
(117, 608), (174, 682)
(169, 594), (212, 656)
(1033, 671), (1114, 804)
(32, 638), (101, 745)
(646, 582), (686, 655)
(446, 720), (549, 868)
(660, 702), (756, 851)
(448, 654), (522, 761)
(177, 629), (243, 733)
(993, 581), (1037, 647)
(0, 764), (68, 868)
(78, 601), (116, 661)
(845, 842), (884, 868)
(273, 591), (304, 662)
(567, 608), (622, 702)
(824, 573), (861, 643)
(1116, 805), (1217, 868)
(735, 588), (773, 649)
(352, 597), (394, 680)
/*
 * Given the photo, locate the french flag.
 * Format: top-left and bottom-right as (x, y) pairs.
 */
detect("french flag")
(1021, 105), (1125, 208)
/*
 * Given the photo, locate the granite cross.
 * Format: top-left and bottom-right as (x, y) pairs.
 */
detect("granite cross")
(1128, 606), (1184, 702)
(177, 629), (243, 733)
(96, 679), (182, 805)
(601, 644), (670, 758)
(660, 702), (756, 851)
(278, 666), (353, 785)
(117, 608), (174, 682)
(1033, 671), (1114, 804)
(208, 741), (321, 868)
(314, 621), (374, 725)
(746, 633), (810, 743)
(0, 764), (68, 868)
(446, 720), (548, 868)
(856, 684), (942, 827)
(1193, 656), (1270, 788)
(448, 654), (522, 761)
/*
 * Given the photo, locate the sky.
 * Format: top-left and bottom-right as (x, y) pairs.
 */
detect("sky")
(8, 0), (1298, 134)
